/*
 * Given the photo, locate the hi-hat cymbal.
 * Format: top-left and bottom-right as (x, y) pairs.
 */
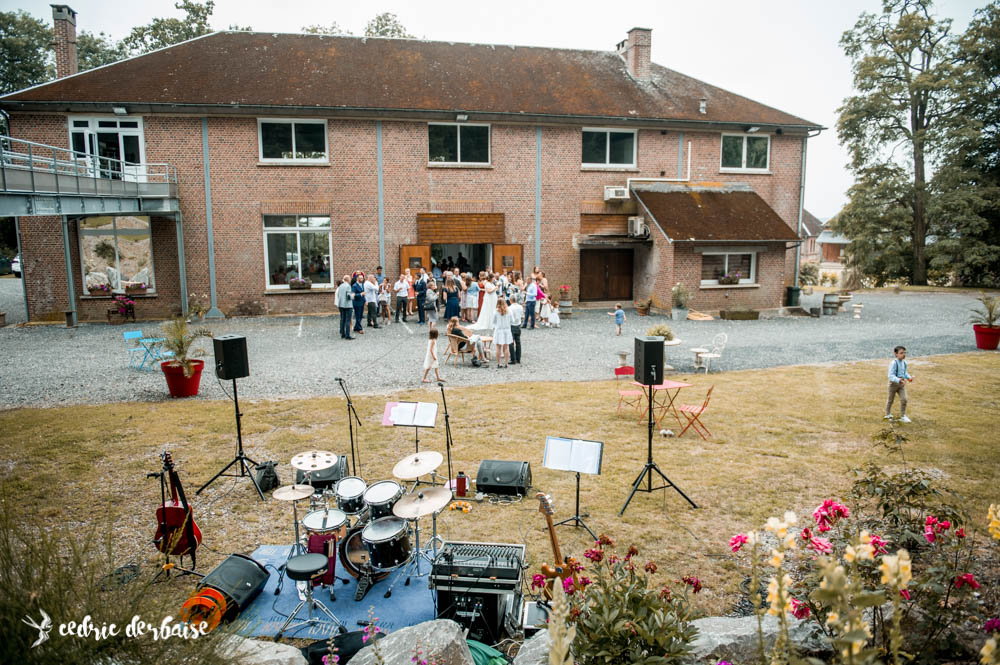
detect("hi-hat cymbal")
(392, 451), (443, 480)
(393, 487), (452, 519)
(291, 450), (337, 472)
(272, 484), (316, 502)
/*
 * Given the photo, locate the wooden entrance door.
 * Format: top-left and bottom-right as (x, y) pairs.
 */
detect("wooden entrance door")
(579, 249), (634, 301)
(400, 245), (431, 273)
(492, 244), (523, 275)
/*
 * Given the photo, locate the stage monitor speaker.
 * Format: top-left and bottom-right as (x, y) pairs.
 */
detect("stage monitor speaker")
(476, 460), (531, 496)
(214, 334), (249, 380)
(634, 336), (664, 386)
(197, 553), (268, 618)
(295, 455), (349, 488)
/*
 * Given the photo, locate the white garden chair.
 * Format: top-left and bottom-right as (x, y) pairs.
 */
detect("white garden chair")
(696, 333), (727, 373)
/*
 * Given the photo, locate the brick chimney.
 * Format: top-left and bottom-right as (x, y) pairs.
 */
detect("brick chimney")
(618, 27), (652, 81)
(51, 4), (78, 78)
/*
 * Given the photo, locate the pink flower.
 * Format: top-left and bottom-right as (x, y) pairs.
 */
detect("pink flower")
(562, 576), (576, 595)
(869, 534), (888, 556)
(813, 499), (850, 532)
(730, 534), (749, 552)
(579, 576), (592, 587)
(938, 520), (951, 531)
(531, 574), (546, 590)
(789, 597), (811, 620)
(658, 586), (672, 600)
(682, 575), (703, 593)
(956, 527), (966, 539)
(800, 527), (813, 541)
(583, 548), (603, 563)
(984, 618), (1000, 633)
(608, 554), (619, 564)
(806, 536), (833, 555)
(924, 524), (936, 543)
(644, 561), (658, 574)
(925, 515), (938, 527)
(955, 573), (981, 590)
(900, 589), (911, 601)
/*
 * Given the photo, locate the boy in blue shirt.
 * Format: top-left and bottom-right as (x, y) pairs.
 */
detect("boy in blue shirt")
(885, 345), (913, 423)
(608, 303), (626, 336)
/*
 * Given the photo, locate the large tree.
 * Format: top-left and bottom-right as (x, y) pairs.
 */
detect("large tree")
(121, 0), (215, 55)
(0, 10), (53, 94)
(302, 13), (414, 38)
(77, 30), (128, 72)
(837, 0), (974, 285)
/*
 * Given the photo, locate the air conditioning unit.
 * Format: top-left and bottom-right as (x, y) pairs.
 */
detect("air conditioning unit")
(628, 216), (649, 238)
(604, 185), (629, 201)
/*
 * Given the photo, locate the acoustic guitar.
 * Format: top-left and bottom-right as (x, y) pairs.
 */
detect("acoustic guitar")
(536, 492), (580, 599)
(154, 452), (202, 561)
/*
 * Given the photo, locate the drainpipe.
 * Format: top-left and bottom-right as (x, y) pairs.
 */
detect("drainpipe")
(535, 126), (542, 266)
(15, 216), (28, 322)
(377, 120), (385, 268)
(201, 117), (224, 318)
(794, 132), (820, 287)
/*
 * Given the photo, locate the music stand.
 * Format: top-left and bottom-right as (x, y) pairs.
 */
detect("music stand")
(543, 436), (603, 540)
(383, 401), (438, 453)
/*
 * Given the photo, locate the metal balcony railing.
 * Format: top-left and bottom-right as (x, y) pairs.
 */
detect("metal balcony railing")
(0, 135), (177, 200)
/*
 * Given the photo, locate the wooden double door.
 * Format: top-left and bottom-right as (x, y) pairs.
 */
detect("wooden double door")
(579, 249), (634, 301)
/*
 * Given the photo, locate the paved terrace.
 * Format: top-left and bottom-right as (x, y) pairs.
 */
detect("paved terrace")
(0, 288), (985, 409)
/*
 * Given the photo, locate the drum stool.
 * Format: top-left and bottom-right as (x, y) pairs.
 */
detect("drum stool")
(276, 553), (347, 638)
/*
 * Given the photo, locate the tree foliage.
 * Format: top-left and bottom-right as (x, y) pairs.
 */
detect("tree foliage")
(364, 12), (414, 38)
(77, 30), (127, 72)
(0, 10), (54, 94)
(301, 22), (352, 36)
(836, 0), (980, 285)
(121, 0), (215, 55)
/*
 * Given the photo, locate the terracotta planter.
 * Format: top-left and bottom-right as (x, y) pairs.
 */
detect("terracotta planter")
(636, 304), (650, 316)
(88, 288), (111, 297)
(126, 287), (147, 295)
(161, 359), (205, 398)
(973, 324), (1000, 350)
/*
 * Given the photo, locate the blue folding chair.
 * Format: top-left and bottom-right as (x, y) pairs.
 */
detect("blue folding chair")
(123, 330), (144, 369)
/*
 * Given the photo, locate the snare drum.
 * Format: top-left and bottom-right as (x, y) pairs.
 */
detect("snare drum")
(301, 508), (348, 540)
(361, 517), (412, 570)
(363, 480), (404, 521)
(335, 477), (367, 515)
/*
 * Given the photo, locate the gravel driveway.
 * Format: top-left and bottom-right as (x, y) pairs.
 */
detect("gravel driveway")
(0, 277), (26, 325)
(0, 291), (984, 409)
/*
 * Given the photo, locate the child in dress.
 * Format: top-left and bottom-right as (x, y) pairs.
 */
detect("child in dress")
(548, 300), (561, 328)
(422, 326), (444, 383)
(537, 286), (550, 326)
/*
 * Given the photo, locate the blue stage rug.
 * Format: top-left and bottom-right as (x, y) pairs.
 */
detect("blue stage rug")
(233, 545), (436, 639)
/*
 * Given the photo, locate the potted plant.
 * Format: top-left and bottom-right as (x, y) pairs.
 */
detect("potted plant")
(635, 297), (652, 316)
(87, 283), (111, 297)
(160, 317), (213, 398)
(557, 284), (572, 318)
(718, 271), (741, 285)
(107, 294), (135, 324)
(671, 282), (691, 321)
(968, 293), (1000, 350)
(125, 281), (148, 295)
(720, 306), (760, 321)
(289, 276), (312, 290)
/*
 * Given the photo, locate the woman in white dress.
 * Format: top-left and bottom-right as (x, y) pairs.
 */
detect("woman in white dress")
(491, 298), (513, 368)
(473, 274), (499, 331)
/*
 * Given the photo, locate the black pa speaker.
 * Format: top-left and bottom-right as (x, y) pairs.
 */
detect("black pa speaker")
(476, 460), (531, 496)
(295, 455), (349, 489)
(197, 553), (269, 618)
(214, 334), (249, 380)
(634, 336), (664, 385)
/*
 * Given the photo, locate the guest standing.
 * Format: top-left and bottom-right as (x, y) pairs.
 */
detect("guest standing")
(393, 274), (409, 322)
(351, 272), (366, 334)
(522, 276), (538, 329)
(378, 280), (391, 326)
(508, 297), (523, 364)
(421, 326), (445, 384)
(364, 273), (380, 329)
(414, 269), (428, 325)
(426, 280), (439, 325)
(336, 275), (354, 339)
(492, 298), (513, 368)
(444, 276), (461, 320)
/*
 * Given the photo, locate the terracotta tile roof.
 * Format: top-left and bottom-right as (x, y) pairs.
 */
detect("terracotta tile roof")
(1, 32), (819, 128)
(632, 183), (800, 242)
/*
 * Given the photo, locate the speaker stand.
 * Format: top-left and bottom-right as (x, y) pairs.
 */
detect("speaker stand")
(619, 384), (697, 515)
(197, 378), (265, 501)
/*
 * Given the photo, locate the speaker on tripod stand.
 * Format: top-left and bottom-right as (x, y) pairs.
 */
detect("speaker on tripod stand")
(197, 334), (265, 500)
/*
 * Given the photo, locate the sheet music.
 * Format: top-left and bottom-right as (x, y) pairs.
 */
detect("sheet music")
(389, 401), (437, 427)
(543, 436), (603, 475)
(390, 402), (416, 426)
(413, 402), (438, 428)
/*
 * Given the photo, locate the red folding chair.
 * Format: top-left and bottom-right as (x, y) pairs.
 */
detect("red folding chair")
(677, 386), (714, 440)
(614, 365), (635, 380)
(614, 366), (642, 416)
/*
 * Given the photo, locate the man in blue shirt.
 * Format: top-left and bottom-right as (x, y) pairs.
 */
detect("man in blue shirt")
(522, 277), (538, 329)
(885, 345), (913, 422)
(374, 266), (385, 286)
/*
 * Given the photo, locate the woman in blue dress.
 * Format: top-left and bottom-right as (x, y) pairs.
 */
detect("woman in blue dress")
(443, 275), (461, 320)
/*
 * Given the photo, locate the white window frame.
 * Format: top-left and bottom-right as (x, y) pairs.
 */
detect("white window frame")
(67, 115), (147, 180)
(699, 251), (757, 285)
(581, 127), (637, 168)
(257, 118), (329, 164)
(427, 122), (491, 165)
(262, 215), (334, 290)
(77, 216), (156, 295)
(719, 133), (770, 173)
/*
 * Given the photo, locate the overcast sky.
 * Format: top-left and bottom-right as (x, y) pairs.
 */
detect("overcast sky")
(5, 0), (987, 220)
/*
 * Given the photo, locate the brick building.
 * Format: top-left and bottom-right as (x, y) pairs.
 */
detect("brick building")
(0, 6), (821, 322)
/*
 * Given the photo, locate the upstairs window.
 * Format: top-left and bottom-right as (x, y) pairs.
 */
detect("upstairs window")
(428, 123), (490, 164)
(258, 119), (328, 163)
(721, 134), (769, 171)
(582, 128), (636, 167)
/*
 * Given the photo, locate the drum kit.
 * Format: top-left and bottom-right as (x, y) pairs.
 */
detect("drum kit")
(275, 448), (453, 602)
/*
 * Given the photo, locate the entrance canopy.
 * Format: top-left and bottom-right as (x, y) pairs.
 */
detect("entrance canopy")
(631, 183), (799, 243)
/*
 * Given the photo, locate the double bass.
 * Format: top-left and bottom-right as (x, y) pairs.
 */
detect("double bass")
(153, 451), (202, 568)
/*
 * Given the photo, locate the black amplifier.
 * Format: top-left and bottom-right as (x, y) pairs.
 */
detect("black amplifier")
(430, 542), (525, 592)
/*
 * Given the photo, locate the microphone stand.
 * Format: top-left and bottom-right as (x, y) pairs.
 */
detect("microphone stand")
(338, 378), (362, 476)
(438, 382), (454, 495)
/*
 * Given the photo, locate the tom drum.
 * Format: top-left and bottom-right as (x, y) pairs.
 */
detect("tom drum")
(361, 517), (411, 570)
(335, 477), (368, 515)
(301, 508), (348, 540)
(363, 480), (404, 521)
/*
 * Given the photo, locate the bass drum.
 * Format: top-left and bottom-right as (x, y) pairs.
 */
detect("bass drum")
(338, 526), (390, 582)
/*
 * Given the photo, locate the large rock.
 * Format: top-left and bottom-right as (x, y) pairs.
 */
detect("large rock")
(220, 636), (308, 665)
(350, 619), (473, 665)
(513, 629), (550, 665)
(689, 615), (831, 663)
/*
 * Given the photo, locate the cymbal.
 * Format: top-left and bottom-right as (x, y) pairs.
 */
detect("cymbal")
(272, 484), (315, 502)
(393, 487), (452, 519)
(392, 451), (443, 480)
(291, 450), (338, 472)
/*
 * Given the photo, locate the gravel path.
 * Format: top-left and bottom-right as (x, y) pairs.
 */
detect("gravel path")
(0, 291), (984, 409)
(0, 277), (26, 325)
